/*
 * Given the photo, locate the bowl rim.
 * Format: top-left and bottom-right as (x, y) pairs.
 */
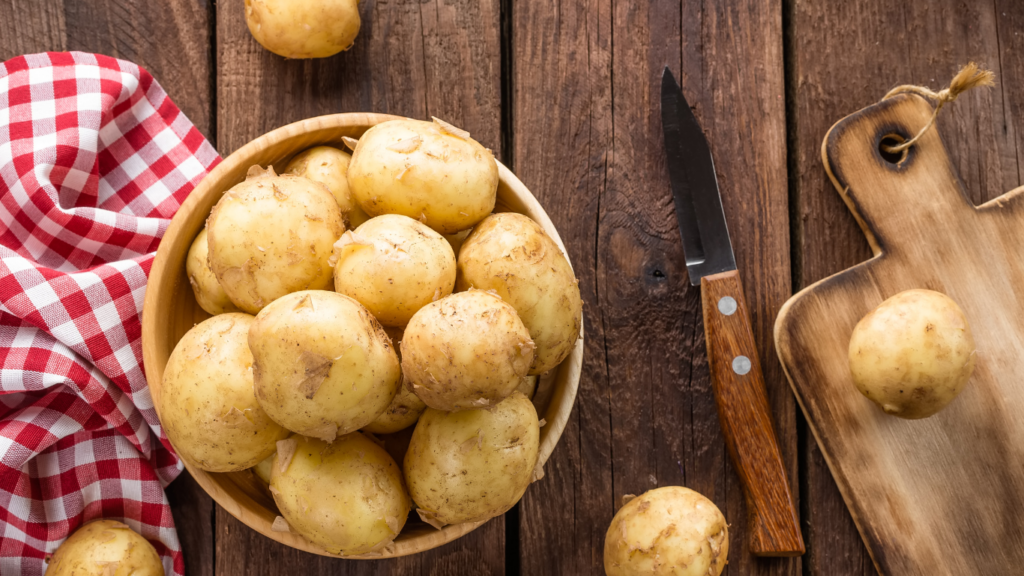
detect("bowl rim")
(141, 112), (583, 559)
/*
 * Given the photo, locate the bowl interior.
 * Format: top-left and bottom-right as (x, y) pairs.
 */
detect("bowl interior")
(141, 113), (583, 559)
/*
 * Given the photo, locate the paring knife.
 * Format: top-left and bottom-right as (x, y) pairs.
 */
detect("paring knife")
(661, 67), (805, 557)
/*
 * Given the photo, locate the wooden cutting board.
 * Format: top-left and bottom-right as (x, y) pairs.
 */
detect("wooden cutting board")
(775, 93), (1024, 576)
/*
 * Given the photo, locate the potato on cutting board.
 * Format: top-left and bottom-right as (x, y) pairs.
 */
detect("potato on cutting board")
(848, 289), (976, 419)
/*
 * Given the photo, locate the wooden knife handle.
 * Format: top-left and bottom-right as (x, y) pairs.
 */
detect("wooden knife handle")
(701, 269), (805, 557)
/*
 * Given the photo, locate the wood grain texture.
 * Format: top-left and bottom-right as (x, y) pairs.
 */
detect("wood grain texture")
(777, 93), (1024, 576)
(0, 0), (215, 142)
(213, 0), (504, 571)
(216, 0), (501, 156)
(511, 0), (797, 574)
(785, 2), (1024, 573)
(701, 270), (802, 557)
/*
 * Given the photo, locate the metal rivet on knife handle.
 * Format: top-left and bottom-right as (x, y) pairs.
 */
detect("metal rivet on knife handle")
(718, 296), (737, 316)
(732, 355), (751, 375)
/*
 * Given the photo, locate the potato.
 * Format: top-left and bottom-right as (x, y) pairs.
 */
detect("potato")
(285, 146), (370, 229)
(249, 290), (401, 441)
(848, 289), (976, 419)
(362, 327), (427, 434)
(253, 452), (274, 485)
(604, 486), (729, 576)
(517, 374), (538, 399)
(270, 434), (410, 556)
(362, 384), (426, 435)
(186, 228), (240, 316)
(443, 228), (473, 255)
(244, 0), (360, 59)
(457, 213), (582, 374)
(207, 166), (344, 314)
(161, 314), (287, 472)
(46, 520), (164, 576)
(348, 118), (498, 234)
(332, 214), (456, 327)
(402, 290), (534, 411)
(404, 391), (539, 527)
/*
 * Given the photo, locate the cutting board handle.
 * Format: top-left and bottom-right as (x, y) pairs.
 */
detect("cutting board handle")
(822, 93), (979, 257)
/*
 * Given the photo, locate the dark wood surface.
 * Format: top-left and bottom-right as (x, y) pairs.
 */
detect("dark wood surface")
(2, 1), (1023, 574)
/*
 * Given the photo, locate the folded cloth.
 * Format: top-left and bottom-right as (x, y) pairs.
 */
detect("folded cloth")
(0, 52), (220, 575)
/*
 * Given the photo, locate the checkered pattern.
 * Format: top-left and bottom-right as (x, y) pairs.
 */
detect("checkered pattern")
(0, 52), (220, 575)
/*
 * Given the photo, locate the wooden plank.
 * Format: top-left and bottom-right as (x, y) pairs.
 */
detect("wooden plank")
(786, 2), (1021, 574)
(0, 0), (214, 142)
(216, 0), (501, 156)
(512, 1), (796, 574)
(214, 0), (504, 573)
(0, 2), (216, 574)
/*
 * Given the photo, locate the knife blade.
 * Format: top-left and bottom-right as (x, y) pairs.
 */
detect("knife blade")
(661, 66), (805, 557)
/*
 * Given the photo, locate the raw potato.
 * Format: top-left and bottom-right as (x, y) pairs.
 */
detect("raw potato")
(848, 289), (976, 419)
(443, 228), (473, 255)
(270, 434), (410, 555)
(186, 228), (240, 316)
(347, 118), (498, 234)
(332, 214), (456, 326)
(285, 146), (370, 229)
(604, 486), (729, 576)
(45, 520), (164, 576)
(362, 327), (427, 434)
(207, 166), (343, 314)
(402, 291), (535, 411)
(362, 384), (426, 435)
(404, 391), (540, 526)
(161, 314), (288, 472)
(249, 291), (401, 441)
(244, 0), (360, 59)
(253, 452), (274, 485)
(517, 375), (538, 399)
(457, 213), (582, 374)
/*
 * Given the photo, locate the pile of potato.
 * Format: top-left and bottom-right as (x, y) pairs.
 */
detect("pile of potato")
(162, 118), (583, 556)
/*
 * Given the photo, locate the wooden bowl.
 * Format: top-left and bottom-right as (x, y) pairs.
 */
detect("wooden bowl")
(141, 113), (584, 559)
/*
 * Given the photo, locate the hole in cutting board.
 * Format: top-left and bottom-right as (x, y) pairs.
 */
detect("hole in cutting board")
(878, 134), (909, 165)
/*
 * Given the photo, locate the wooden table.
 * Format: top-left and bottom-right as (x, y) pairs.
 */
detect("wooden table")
(3, 1), (1021, 574)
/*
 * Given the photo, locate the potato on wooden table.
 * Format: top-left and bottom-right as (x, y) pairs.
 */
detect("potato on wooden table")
(401, 290), (535, 411)
(249, 290), (401, 442)
(244, 0), (360, 59)
(457, 213), (582, 374)
(348, 118), (498, 234)
(270, 433), (410, 556)
(161, 314), (287, 472)
(332, 214), (456, 327)
(285, 145), (369, 229)
(404, 391), (540, 527)
(848, 288), (976, 419)
(604, 486), (729, 576)
(185, 228), (240, 316)
(45, 519), (164, 576)
(206, 166), (344, 314)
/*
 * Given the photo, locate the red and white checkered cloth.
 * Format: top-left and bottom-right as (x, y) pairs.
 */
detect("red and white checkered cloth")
(0, 52), (220, 575)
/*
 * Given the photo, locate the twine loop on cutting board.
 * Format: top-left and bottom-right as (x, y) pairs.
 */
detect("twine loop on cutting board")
(880, 62), (995, 153)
